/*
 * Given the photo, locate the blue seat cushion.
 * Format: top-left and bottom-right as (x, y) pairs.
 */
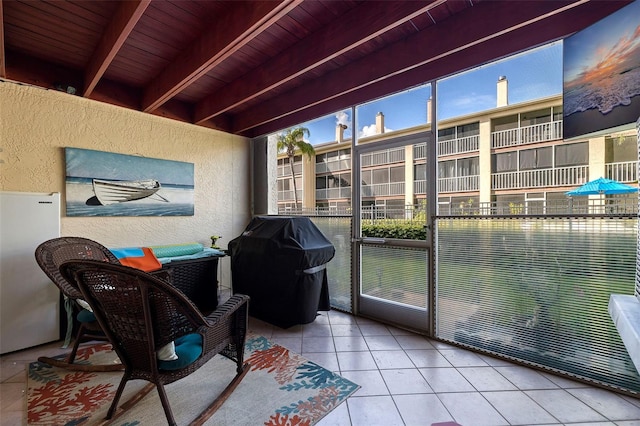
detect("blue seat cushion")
(158, 334), (203, 371)
(77, 309), (96, 323)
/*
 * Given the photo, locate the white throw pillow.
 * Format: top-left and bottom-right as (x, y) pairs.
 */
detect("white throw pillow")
(156, 341), (178, 361)
(77, 299), (93, 312)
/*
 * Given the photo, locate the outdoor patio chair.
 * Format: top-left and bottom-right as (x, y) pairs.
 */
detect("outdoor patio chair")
(34, 236), (126, 372)
(60, 259), (250, 426)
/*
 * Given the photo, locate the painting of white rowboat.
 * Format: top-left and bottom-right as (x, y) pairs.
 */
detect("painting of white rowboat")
(65, 148), (194, 217)
(92, 178), (166, 205)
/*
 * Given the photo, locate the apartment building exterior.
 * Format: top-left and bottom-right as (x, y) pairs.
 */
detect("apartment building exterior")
(277, 78), (638, 216)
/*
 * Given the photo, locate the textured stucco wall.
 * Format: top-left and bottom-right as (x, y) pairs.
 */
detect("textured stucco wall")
(0, 81), (251, 252)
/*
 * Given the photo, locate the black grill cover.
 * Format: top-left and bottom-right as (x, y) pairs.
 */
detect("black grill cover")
(229, 216), (335, 328)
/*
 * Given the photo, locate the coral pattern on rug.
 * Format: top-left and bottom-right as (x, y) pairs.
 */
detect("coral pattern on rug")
(27, 343), (117, 425)
(27, 335), (359, 425)
(246, 335), (359, 425)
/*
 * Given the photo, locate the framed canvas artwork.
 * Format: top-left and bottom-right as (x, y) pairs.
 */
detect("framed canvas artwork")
(65, 148), (194, 217)
(563, 1), (640, 139)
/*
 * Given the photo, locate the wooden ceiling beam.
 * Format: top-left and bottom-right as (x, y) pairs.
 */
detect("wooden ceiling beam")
(0, 0), (5, 78)
(141, 0), (301, 113)
(194, 0), (446, 124)
(232, 0), (630, 136)
(83, 0), (150, 97)
(3, 50), (84, 91)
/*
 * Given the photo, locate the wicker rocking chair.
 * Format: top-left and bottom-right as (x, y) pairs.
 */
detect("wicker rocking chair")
(60, 259), (250, 426)
(34, 236), (125, 372)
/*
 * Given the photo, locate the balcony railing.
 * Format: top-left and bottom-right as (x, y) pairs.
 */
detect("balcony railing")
(492, 120), (563, 149)
(606, 161), (638, 183)
(277, 189), (303, 201)
(287, 200), (638, 219)
(361, 182), (405, 197)
(316, 187), (351, 200)
(492, 165), (588, 190)
(438, 135), (480, 156)
(437, 175), (480, 193)
(361, 147), (405, 167)
(315, 158), (351, 173)
(277, 163), (303, 177)
(413, 177), (480, 194)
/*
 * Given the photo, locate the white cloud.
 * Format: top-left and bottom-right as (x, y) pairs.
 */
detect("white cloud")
(360, 124), (377, 137)
(335, 111), (349, 127)
(359, 124), (392, 138)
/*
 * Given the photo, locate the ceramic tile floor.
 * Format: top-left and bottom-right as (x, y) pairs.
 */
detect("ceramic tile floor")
(2, 309), (640, 425)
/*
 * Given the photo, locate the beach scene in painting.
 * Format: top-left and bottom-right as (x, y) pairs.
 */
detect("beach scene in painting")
(65, 148), (194, 217)
(563, 1), (640, 139)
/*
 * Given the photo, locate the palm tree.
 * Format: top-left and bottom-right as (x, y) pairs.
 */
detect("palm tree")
(276, 127), (314, 209)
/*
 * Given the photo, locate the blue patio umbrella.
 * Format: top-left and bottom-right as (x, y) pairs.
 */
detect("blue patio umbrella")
(566, 177), (637, 196)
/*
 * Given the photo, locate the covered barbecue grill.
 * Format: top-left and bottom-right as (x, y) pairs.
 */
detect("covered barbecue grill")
(229, 216), (335, 328)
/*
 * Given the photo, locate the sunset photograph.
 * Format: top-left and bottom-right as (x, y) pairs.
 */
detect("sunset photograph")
(563, 1), (640, 139)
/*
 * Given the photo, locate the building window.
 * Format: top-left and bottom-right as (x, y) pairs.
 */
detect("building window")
(457, 122), (480, 138)
(521, 108), (552, 126)
(492, 151), (518, 172)
(278, 179), (291, 192)
(438, 127), (456, 142)
(493, 115), (518, 132)
(555, 142), (588, 166)
(390, 166), (404, 183)
(520, 147), (552, 170)
(439, 160), (455, 178)
(372, 168), (388, 185)
(361, 170), (371, 186)
(552, 106), (563, 122)
(335, 172), (351, 187)
(336, 148), (351, 159)
(278, 155), (303, 175)
(494, 194), (526, 214)
(606, 135), (636, 162)
(438, 122), (479, 141)
(457, 157), (479, 176)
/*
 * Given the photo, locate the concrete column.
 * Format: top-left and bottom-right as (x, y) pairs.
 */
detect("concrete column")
(588, 136), (606, 180)
(478, 116), (493, 211)
(253, 135), (278, 215)
(497, 76), (508, 107)
(336, 124), (347, 142)
(376, 112), (385, 134)
(588, 136), (607, 211)
(405, 145), (414, 211)
(302, 153), (316, 209)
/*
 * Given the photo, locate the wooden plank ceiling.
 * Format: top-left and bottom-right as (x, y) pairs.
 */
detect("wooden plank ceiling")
(0, 0), (632, 138)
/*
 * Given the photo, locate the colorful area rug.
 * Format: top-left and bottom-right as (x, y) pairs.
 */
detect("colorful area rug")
(27, 334), (359, 425)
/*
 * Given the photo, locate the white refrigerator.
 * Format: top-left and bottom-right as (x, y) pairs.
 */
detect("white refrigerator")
(0, 192), (61, 354)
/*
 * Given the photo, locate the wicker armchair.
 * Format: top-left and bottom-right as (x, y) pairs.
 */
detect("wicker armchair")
(60, 259), (250, 426)
(34, 236), (125, 372)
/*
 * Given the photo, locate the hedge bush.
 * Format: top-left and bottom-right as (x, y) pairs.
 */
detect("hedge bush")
(361, 221), (426, 240)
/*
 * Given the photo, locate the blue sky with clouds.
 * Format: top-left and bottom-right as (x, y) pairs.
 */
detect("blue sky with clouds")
(65, 147), (194, 186)
(284, 41), (562, 146)
(564, 0), (640, 83)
